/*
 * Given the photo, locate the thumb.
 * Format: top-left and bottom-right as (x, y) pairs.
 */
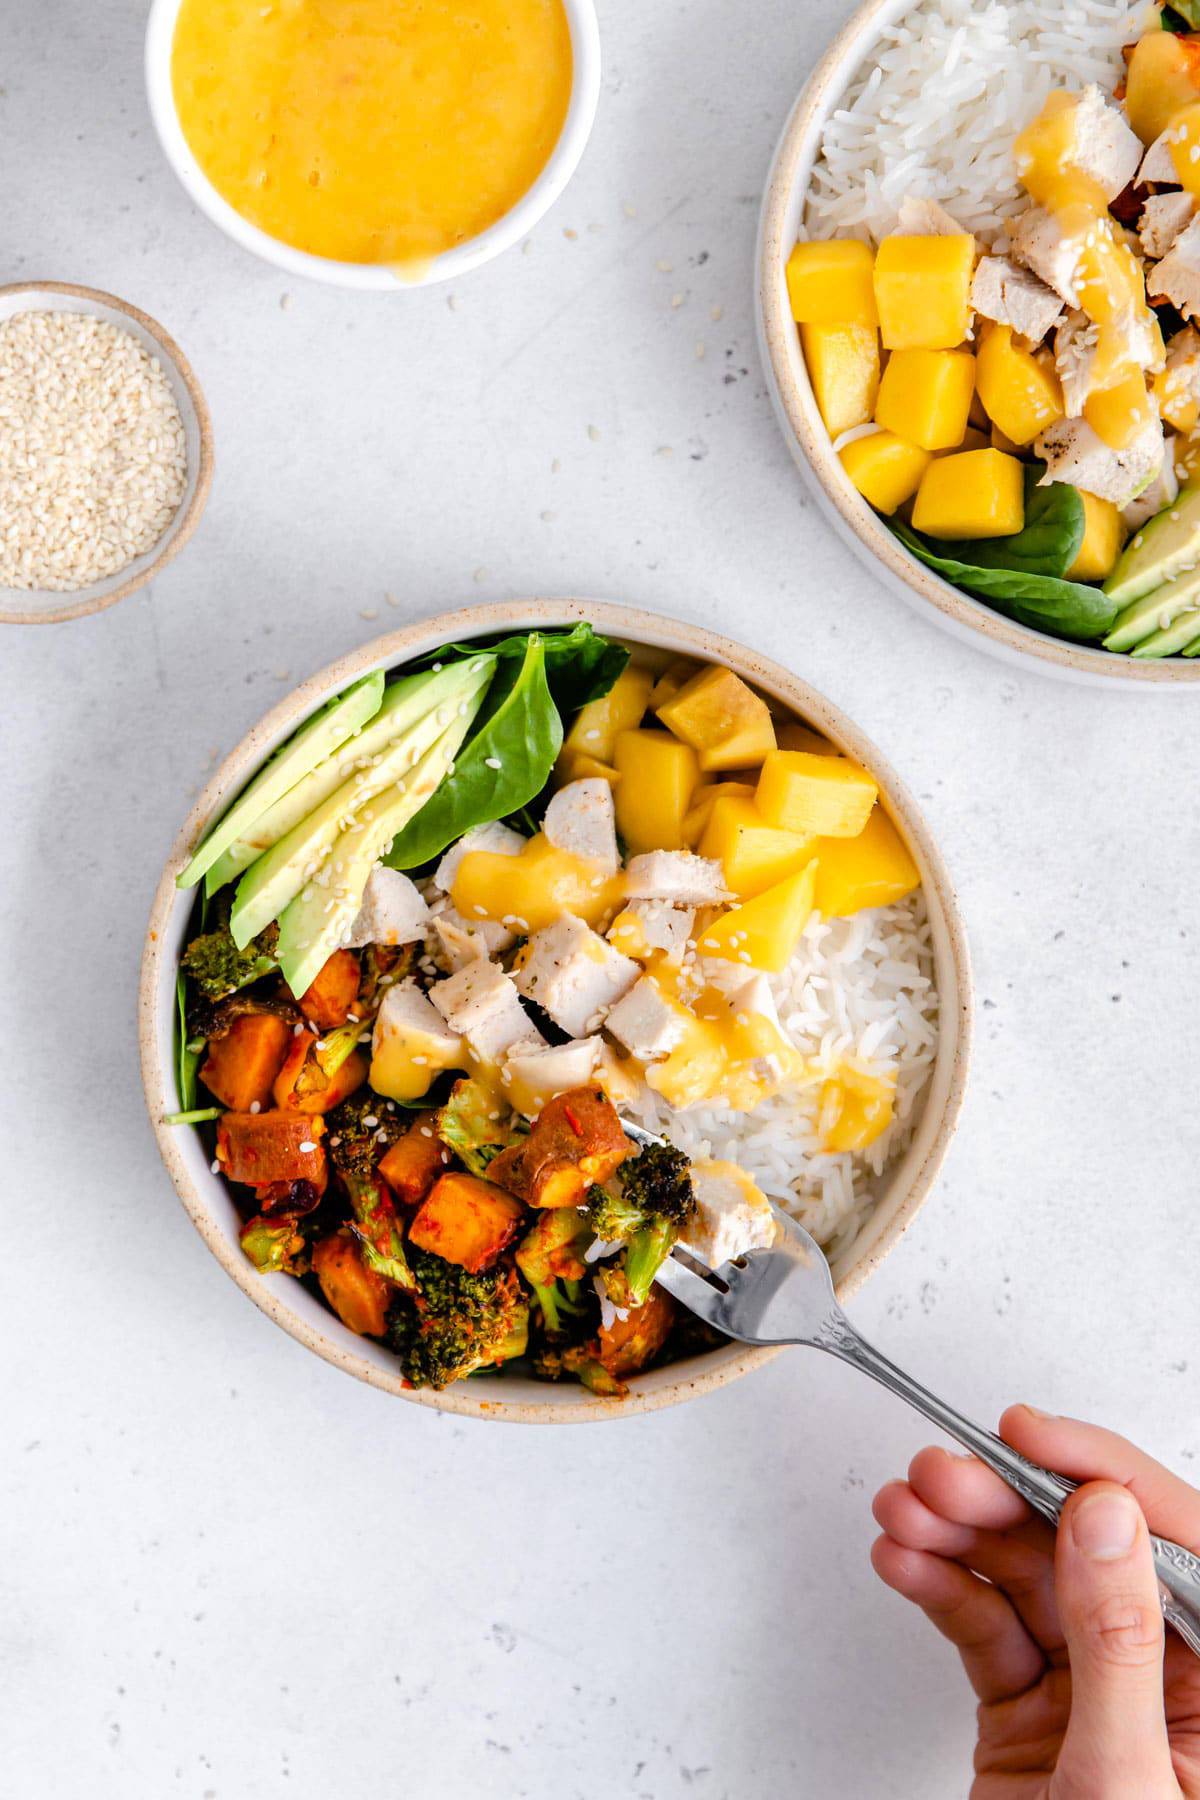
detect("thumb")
(1053, 1481), (1176, 1798)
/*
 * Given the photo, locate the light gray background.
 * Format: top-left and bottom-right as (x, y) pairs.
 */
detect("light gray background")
(4, 3), (1197, 1796)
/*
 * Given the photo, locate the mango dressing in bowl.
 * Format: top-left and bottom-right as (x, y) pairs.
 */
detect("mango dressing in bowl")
(167, 0), (577, 276)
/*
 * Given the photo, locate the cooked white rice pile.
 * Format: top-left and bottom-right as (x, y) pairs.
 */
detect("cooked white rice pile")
(624, 893), (939, 1261)
(806, 0), (1155, 244)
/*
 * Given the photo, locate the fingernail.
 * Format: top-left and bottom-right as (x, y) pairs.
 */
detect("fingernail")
(1071, 1490), (1139, 1561)
(1021, 1404), (1057, 1419)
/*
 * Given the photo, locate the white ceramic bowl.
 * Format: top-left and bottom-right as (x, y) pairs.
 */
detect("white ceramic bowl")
(139, 599), (973, 1421)
(756, 0), (1200, 688)
(145, 0), (601, 291)
(0, 282), (213, 627)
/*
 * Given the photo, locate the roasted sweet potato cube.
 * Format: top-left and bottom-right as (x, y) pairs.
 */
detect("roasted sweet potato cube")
(217, 1111), (326, 1189)
(490, 1088), (632, 1208)
(312, 1230), (392, 1336)
(409, 1171), (524, 1273)
(598, 1286), (675, 1379)
(298, 949), (360, 1029)
(200, 1012), (292, 1113)
(378, 1113), (451, 1205)
(272, 1037), (368, 1114)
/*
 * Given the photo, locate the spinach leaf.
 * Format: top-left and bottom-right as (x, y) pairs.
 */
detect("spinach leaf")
(176, 972), (202, 1112)
(924, 467), (1085, 577)
(418, 622), (627, 712)
(383, 637), (561, 869)
(890, 520), (1119, 641)
(1163, 3), (1200, 32)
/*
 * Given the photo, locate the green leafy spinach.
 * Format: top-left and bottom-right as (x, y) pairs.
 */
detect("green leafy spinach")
(890, 520), (1119, 642)
(922, 467), (1085, 577)
(417, 621), (628, 713)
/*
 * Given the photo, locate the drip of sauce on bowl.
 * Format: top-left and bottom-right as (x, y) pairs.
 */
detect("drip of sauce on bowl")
(171, 0), (573, 267)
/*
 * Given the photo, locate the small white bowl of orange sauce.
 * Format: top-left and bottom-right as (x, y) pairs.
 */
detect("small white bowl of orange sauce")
(145, 0), (600, 290)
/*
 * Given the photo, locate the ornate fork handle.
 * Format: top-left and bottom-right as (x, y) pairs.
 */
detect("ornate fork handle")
(814, 1311), (1200, 1659)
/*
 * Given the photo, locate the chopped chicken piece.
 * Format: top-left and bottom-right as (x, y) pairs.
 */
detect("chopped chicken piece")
(1069, 84), (1143, 204)
(605, 976), (688, 1062)
(433, 820), (524, 894)
(1138, 128), (1178, 187)
(1140, 190), (1196, 263)
(1009, 207), (1085, 308)
(372, 979), (462, 1065)
(593, 1040), (642, 1107)
(514, 914), (640, 1037)
(623, 850), (729, 906)
(1149, 216), (1200, 321)
(502, 1037), (602, 1117)
(1054, 308), (1163, 417)
(894, 195), (964, 236)
(727, 971), (787, 1039)
(607, 898), (695, 961)
(1122, 452), (1179, 532)
(344, 868), (429, 948)
(429, 959), (539, 1064)
(427, 898), (514, 972)
(1035, 415), (1165, 509)
(542, 777), (619, 873)
(971, 255), (1064, 344)
(678, 1161), (777, 1269)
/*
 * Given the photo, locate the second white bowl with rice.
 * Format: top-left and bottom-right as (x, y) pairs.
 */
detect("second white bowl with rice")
(758, 0), (1200, 687)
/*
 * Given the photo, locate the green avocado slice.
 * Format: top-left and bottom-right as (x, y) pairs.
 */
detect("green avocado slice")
(1102, 565), (1200, 652)
(1103, 486), (1200, 608)
(1131, 605), (1200, 657)
(177, 671), (385, 890)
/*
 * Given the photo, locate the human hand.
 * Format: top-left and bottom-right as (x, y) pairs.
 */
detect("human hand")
(871, 1407), (1200, 1798)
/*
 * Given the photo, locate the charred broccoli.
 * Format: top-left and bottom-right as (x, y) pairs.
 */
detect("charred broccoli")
(181, 918), (279, 1003)
(325, 1092), (414, 1289)
(586, 1140), (695, 1308)
(515, 1210), (592, 1337)
(387, 1252), (529, 1388)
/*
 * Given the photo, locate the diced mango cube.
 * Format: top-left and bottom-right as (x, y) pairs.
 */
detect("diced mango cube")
(801, 322), (881, 437)
(656, 666), (776, 772)
(556, 751), (621, 786)
(1155, 363), (1200, 436)
(786, 238), (877, 326)
(776, 723), (837, 755)
(1126, 29), (1200, 147)
(755, 750), (878, 839)
(875, 348), (976, 451)
(812, 807), (920, 918)
(647, 657), (700, 709)
(561, 664), (653, 766)
(1065, 491), (1125, 582)
(453, 834), (624, 935)
(682, 780), (756, 846)
(975, 324), (1063, 447)
(818, 1064), (896, 1152)
(698, 796), (817, 899)
(1169, 100), (1200, 197)
(839, 430), (931, 514)
(873, 233), (976, 351)
(911, 448), (1024, 539)
(612, 729), (700, 852)
(1084, 367), (1155, 452)
(697, 860), (818, 973)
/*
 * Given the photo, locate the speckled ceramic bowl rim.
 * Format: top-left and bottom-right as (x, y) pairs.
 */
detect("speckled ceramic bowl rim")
(0, 281), (213, 627)
(144, 0), (601, 291)
(756, 0), (1200, 689)
(139, 598), (973, 1422)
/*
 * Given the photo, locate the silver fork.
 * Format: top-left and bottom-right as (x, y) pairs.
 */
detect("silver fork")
(631, 1126), (1200, 1657)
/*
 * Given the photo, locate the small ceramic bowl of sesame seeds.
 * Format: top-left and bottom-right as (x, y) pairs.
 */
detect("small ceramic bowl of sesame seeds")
(0, 282), (213, 626)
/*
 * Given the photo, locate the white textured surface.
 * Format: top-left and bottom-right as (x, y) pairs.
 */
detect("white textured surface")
(3, 3), (1199, 1797)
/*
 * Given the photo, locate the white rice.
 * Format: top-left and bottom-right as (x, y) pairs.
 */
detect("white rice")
(623, 893), (939, 1260)
(806, 0), (1155, 244)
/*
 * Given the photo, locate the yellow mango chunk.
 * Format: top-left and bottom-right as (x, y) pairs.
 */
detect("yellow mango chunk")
(812, 807), (919, 918)
(656, 665), (776, 773)
(1155, 362), (1200, 436)
(911, 448), (1024, 539)
(561, 664), (653, 765)
(1126, 29), (1200, 146)
(1065, 491), (1124, 582)
(1174, 432), (1200, 484)
(682, 780), (755, 847)
(1076, 229), (1145, 328)
(776, 723), (837, 755)
(801, 322), (881, 437)
(612, 729), (699, 852)
(786, 238), (877, 327)
(556, 751), (621, 786)
(699, 796), (817, 899)
(647, 657), (700, 710)
(975, 325), (1064, 447)
(756, 750), (877, 839)
(875, 347), (975, 451)
(818, 1064), (896, 1153)
(954, 426), (991, 454)
(1169, 100), (1200, 197)
(696, 860), (818, 973)
(873, 233), (976, 351)
(1084, 368), (1156, 452)
(453, 833), (624, 934)
(839, 430), (931, 514)
(990, 421), (1022, 456)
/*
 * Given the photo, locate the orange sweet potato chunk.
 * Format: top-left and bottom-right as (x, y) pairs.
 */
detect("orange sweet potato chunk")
(272, 1037), (368, 1114)
(298, 949), (360, 1029)
(378, 1114), (451, 1206)
(409, 1172), (524, 1273)
(201, 1013), (292, 1113)
(312, 1231), (392, 1337)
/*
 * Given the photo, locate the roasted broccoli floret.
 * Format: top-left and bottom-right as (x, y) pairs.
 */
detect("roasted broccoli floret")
(515, 1210), (592, 1337)
(437, 1077), (526, 1177)
(325, 1092), (414, 1289)
(586, 1140), (695, 1307)
(181, 918), (279, 1003)
(387, 1252), (529, 1388)
(240, 1213), (308, 1274)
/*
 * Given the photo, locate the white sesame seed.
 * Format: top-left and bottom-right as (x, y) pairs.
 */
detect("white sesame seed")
(249, 1100), (261, 1114)
(298, 1140), (317, 1153)
(484, 756), (503, 770)
(211, 1159), (221, 1175)
(363, 1115), (379, 1128)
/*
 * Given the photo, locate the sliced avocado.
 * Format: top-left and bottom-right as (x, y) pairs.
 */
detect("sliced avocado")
(1131, 605), (1200, 657)
(229, 662), (492, 949)
(177, 670), (385, 890)
(1102, 565), (1200, 652)
(202, 663), (491, 896)
(1103, 485), (1200, 608)
(276, 697), (485, 997)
